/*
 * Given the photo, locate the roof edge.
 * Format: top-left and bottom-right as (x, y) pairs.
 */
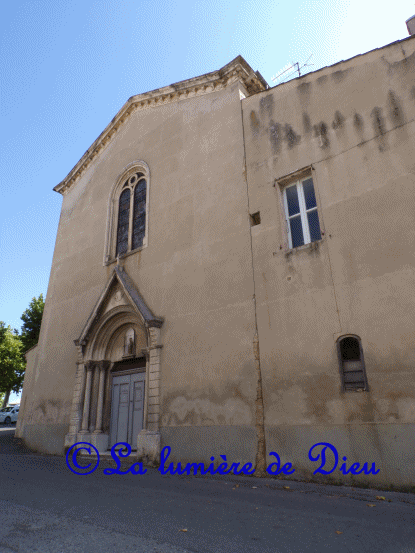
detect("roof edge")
(265, 34), (415, 94)
(54, 56), (267, 196)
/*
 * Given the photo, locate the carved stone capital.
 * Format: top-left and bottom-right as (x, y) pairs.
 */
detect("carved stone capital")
(85, 361), (96, 372)
(141, 345), (163, 359)
(97, 360), (111, 371)
(145, 318), (164, 329)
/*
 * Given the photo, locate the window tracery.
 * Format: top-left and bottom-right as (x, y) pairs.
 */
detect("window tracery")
(104, 162), (150, 265)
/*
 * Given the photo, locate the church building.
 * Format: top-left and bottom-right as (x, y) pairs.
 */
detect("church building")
(17, 33), (415, 487)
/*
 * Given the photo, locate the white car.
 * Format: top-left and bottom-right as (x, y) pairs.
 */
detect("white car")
(0, 405), (19, 425)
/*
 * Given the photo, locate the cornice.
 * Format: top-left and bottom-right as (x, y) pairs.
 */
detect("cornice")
(54, 55), (268, 196)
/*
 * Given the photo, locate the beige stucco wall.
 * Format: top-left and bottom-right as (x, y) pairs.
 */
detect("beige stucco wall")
(19, 78), (259, 462)
(18, 36), (415, 486)
(15, 345), (37, 438)
(243, 36), (415, 485)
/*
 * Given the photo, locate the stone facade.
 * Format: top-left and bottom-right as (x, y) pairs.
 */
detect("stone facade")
(16, 36), (415, 487)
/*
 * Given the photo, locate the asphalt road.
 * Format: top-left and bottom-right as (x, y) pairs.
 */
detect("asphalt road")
(0, 427), (414, 553)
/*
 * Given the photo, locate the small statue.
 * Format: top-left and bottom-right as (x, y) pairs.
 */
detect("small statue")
(124, 328), (135, 356)
(128, 336), (134, 355)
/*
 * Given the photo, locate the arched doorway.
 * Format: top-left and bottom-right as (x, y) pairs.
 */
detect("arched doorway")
(64, 266), (164, 457)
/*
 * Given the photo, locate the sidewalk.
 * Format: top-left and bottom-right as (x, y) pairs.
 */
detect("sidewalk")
(5, 428), (413, 508)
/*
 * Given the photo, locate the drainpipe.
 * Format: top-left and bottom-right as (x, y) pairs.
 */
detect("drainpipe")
(253, 330), (266, 476)
(239, 92), (267, 477)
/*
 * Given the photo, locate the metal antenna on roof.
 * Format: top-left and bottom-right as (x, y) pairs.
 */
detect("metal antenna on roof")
(271, 54), (314, 85)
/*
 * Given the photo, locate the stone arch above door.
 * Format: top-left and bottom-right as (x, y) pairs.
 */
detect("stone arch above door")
(64, 265), (164, 460)
(84, 305), (147, 362)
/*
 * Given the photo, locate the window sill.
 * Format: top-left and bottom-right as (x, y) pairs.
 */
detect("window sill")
(104, 243), (147, 266)
(282, 239), (324, 257)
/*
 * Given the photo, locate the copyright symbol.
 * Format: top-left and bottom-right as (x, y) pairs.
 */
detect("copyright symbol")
(66, 442), (100, 475)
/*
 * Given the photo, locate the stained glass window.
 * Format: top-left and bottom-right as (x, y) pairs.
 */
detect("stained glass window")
(116, 188), (130, 256)
(132, 178), (147, 250)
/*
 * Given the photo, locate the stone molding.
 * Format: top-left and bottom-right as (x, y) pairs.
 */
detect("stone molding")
(67, 266), (164, 452)
(67, 362), (86, 437)
(53, 56), (268, 197)
(103, 161), (151, 266)
(74, 266), (164, 360)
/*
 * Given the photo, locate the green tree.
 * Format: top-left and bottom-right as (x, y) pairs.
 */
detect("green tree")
(0, 321), (6, 343)
(20, 294), (45, 353)
(0, 323), (9, 406)
(0, 327), (25, 396)
(0, 295), (45, 407)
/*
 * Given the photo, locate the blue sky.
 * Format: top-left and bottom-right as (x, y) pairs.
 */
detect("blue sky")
(0, 1), (412, 402)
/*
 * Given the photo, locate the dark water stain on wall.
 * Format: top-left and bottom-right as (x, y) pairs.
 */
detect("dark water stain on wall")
(296, 81), (311, 99)
(304, 374), (332, 422)
(371, 107), (387, 151)
(284, 124), (301, 148)
(269, 120), (282, 154)
(37, 401), (47, 416)
(353, 113), (364, 130)
(353, 113), (365, 146)
(250, 110), (260, 135)
(303, 113), (312, 134)
(162, 380), (254, 427)
(332, 111), (345, 130)
(331, 69), (349, 83)
(317, 75), (328, 86)
(358, 394), (376, 423)
(385, 48), (415, 77)
(35, 399), (63, 419)
(260, 94), (274, 119)
(314, 122), (329, 148)
(387, 90), (404, 127)
(346, 395), (378, 424)
(371, 107), (385, 136)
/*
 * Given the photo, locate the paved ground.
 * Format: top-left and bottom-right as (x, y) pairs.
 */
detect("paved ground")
(1, 427), (414, 552)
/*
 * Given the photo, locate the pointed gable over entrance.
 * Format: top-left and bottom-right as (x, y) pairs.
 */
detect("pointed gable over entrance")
(75, 265), (164, 353)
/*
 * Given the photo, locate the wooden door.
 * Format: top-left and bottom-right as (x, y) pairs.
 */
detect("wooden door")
(110, 372), (145, 449)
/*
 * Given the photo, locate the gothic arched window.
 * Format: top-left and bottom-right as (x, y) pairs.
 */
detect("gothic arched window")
(116, 187), (131, 256)
(132, 176), (147, 251)
(105, 162), (150, 264)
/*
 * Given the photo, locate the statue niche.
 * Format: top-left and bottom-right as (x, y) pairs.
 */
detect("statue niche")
(124, 328), (135, 357)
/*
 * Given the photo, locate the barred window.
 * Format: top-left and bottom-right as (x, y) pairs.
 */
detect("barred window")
(337, 335), (369, 392)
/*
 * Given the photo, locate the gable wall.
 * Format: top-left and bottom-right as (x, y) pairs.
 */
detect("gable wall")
(19, 80), (259, 460)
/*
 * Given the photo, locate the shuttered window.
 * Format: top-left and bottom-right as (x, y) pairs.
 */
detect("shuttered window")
(337, 336), (368, 392)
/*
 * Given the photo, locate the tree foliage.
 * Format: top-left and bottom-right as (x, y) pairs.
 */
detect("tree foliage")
(0, 327), (25, 394)
(0, 321), (6, 343)
(20, 294), (45, 353)
(0, 294), (45, 398)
